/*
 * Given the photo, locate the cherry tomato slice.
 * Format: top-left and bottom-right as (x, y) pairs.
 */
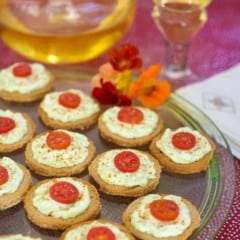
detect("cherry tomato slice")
(150, 199), (179, 221)
(58, 92), (81, 108)
(0, 166), (9, 185)
(172, 131), (196, 150)
(0, 116), (16, 134)
(87, 226), (116, 240)
(117, 106), (144, 124)
(12, 63), (32, 77)
(49, 181), (79, 204)
(46, 131), (71, 150)
(114, 151), (140, 172)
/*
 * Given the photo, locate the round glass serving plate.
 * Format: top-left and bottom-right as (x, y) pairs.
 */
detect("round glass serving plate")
(0, 70), (236, 240)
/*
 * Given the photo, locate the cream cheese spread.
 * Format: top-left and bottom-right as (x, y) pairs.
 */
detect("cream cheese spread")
(156, 127), (212, 163)
(32, 178), (91, 219)
(0, 63), (51, 93)
(40, 89), (99, 122)
(0, 110), (28, 144)
(64, 221), (129, 240)
(97, 149), (156, 187)
(31, 130), (90, 168)
(0, 157), (24, 197)
(131, 194), (191, 238)
(102, 106), (159, 138)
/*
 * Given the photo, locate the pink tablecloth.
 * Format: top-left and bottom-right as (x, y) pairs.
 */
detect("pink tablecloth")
(0, 0), (239, 239)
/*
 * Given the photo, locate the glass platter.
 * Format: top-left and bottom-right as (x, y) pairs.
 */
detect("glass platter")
(0, 70), (236, 240)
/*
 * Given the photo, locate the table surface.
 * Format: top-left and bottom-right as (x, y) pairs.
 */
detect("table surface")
(0, 0), (240, 239)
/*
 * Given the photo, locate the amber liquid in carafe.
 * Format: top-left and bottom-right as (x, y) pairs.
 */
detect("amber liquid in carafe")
(0, 0), (135, 64)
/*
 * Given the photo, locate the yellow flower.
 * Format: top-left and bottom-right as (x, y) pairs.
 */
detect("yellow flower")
(116, 70), (133, 94)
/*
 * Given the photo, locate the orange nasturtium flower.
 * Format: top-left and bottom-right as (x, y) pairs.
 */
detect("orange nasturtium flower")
(128, 64), (171, 108)
(109, 43), (142, 72)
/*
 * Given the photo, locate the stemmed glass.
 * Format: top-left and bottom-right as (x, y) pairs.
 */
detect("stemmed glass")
(152, 0), (211, 85)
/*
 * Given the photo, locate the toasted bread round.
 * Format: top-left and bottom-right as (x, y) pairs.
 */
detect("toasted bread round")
(24, 177), (101, 230)
(150, 129), (216, 174)
(0, 112), (36, 153)
(122, 194), (201, 240)
(25, 130), (96, 177)
(0, 158), (32, 210)
(60, 219), (135, 240)
(38, 89), (100, 130)
(88, 149), (161, 197)
(0, 79), (53, 102)
(98, 106), (163, 147)
(0, 234), (42, 240)
(0, 63), (54, 102)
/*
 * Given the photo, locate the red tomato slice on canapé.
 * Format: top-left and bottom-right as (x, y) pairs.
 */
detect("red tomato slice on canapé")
(87, 226), (116, 240)
(172, 132), (196, 150)
(114, 151), (140, 173)
(49, 181), (79, 204)
(0, 166), (9, 185)
(150, 199), (179, 221)
(0, 116), (16, 134)
(12, 63), (32, 77)
(117, 106), (144, 124)
(58, 92), (81, 108)
(46, 131), (71, 150)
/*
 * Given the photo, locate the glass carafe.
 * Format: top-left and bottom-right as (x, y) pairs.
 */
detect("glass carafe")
(0, 0), (136, 64)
